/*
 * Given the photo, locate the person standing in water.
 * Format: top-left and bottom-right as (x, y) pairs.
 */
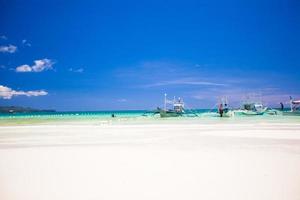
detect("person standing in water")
(223, 103), (229, 113)
(280, 102), (284, 111)
(218, 104), (224, 117)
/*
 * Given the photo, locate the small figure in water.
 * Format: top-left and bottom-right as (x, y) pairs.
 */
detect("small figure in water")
(280, 102), (284, 111)
(223, 103), (229, 113)
(111, 113), (115, 118)
(218, 103), (224, 117)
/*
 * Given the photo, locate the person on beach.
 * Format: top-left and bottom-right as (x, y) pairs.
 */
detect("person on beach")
(280, 102), (284, 111)
(218, 104), (224, 117)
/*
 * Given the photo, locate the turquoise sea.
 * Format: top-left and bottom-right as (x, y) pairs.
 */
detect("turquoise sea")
(0, 109), (300, 126)
(0, 110), (150, 119)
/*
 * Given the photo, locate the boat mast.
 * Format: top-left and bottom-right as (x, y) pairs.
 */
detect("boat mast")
(164, 93), (167, 111)
(290, 96), (293, 112)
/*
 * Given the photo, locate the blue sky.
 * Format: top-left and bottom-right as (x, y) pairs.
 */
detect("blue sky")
(0, 0), (299, 111)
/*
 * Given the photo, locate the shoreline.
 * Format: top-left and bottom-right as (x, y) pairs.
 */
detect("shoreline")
(1, 114), (300, 126)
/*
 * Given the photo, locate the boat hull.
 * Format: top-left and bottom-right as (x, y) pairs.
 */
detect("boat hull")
(159, 110), (183, 118)
(222, 110), (235, 117)
(241, 111), (265, 116)
(235, 107), (268, 116)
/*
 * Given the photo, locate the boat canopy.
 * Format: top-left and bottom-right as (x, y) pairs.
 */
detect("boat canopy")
(292, 100), (300, 104)
(243, 102), (263, 110)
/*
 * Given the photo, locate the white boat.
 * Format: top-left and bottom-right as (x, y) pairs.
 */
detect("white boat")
(233, 93), (268, 116)
(235, 102), (268, 116)
(158, 94), (185, 118)
(283, 96), (300, 116)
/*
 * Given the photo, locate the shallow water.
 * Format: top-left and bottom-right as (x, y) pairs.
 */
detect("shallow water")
(0, 109), (300, 126)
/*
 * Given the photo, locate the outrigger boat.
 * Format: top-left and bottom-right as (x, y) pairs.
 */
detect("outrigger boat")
(283, 96), (300, 116)
(158, 94), (185, 118)
(232, 93), (268, 116)
(238, 102), (268, 115)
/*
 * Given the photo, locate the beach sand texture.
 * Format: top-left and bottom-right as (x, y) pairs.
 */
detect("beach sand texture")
(0, 119), (300, 200)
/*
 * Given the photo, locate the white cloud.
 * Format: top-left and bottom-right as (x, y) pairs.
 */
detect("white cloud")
(69, 67), (84, 73)
(16, 59), (54, 72)
(0, 35), (7, 40)
(0, 44), (17, 53)
(141, 79), (227, 88)
(117, 98), (127, 102)
(32, 59), (53, 72)
(116, 61), (231, 89)
(16, 65), (32, 72)
(22, 39), (31, 47)
(0, 85), (48, 99)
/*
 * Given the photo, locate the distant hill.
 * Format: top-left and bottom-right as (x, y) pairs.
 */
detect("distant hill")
(0, 106), (55, 114)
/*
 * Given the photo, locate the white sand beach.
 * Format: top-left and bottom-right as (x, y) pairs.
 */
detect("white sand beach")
(0, 120), (300, 200)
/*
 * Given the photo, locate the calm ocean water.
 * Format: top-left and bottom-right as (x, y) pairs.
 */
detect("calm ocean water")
(0, 109), (209, 125)
(0, 109), (300, 122)
(0, 109), (211, 119)
(0, 110), (146, 118)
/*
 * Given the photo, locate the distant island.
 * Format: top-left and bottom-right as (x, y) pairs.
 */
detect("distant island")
(0, 106), (56, 114)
